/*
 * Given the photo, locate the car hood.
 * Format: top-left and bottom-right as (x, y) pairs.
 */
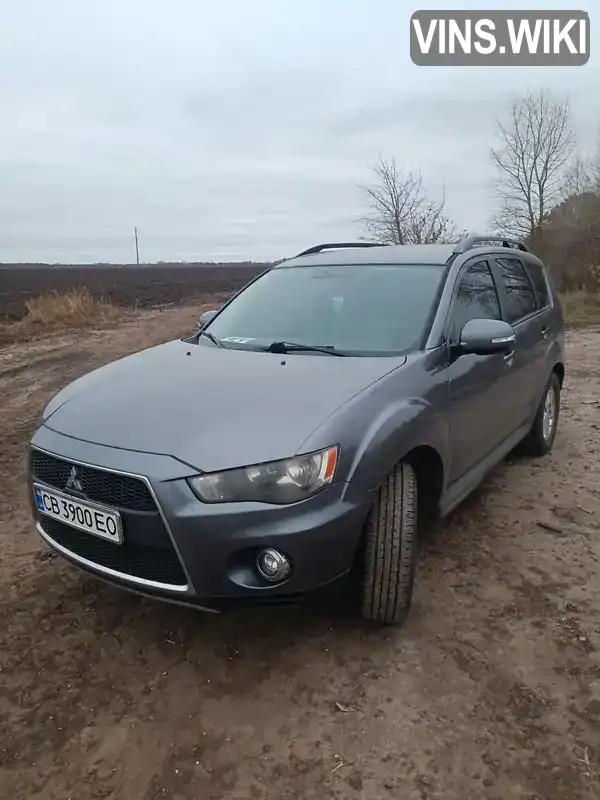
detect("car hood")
(44, 339), (406, 472)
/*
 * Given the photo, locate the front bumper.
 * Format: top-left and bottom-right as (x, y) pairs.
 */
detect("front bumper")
(29, 426), (372, 611)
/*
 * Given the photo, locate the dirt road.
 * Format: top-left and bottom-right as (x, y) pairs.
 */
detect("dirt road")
(1, 308), (599, 800)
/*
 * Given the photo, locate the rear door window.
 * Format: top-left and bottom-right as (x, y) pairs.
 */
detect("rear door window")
(524, 261), (551, 309)
(496, 257), (537, 323)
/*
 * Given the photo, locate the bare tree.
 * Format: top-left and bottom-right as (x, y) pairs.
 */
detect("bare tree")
(359, 156), (459, 245)
(490, 89), (576, 240)
(551, 135), (600, 288)
(564, 137), (600, 198)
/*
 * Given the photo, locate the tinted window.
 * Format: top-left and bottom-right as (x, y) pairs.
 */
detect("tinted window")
(206, 263), (445, 355)
(525, 261), (550, 308)
(496, 258), (537, 323)
(450, 260), (501, 340)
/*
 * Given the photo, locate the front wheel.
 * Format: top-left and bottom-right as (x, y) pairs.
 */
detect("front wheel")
(361, 461), (418, 626)
(519, 372), (561, 457)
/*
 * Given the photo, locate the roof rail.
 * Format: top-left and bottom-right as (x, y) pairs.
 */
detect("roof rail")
(294, 242), (383, 258)
(453, 235), (530, 254)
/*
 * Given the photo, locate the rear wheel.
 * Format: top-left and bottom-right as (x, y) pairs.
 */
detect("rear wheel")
(361, 461), (418, 625)
(519, 372), (561, 457)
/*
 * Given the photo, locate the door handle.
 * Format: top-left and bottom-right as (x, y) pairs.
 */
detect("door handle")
(503, 345), (515, 365)
(541, 326), (549, 339)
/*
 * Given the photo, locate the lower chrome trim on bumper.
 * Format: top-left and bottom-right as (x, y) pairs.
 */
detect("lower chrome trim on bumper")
(37, 521), (189, 594)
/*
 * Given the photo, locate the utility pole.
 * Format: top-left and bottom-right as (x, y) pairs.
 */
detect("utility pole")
(134, 226), (140, 265)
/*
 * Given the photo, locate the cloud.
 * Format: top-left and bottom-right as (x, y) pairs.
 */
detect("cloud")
(0, 0), (598, 262)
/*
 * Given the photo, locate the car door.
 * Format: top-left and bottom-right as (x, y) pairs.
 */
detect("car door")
(491, 256), (544, 428)
(523, 257), (557, 400)
(446, 259), (514, 484)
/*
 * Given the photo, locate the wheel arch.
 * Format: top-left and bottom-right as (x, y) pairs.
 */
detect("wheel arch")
(351, 442), (445, 564)
(552, 362), (565, 388)
(403, 444), (445, 526)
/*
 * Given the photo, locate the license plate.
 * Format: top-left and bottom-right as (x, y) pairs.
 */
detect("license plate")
(33, 483), (123, 544)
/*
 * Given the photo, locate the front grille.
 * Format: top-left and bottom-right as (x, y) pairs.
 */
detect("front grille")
(41, 518), (187, 586)
(31, 450), (155, 512)
(32, 449), (187, 588)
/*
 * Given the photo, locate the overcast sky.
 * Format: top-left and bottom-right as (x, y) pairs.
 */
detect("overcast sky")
(0, 0), (598, 263)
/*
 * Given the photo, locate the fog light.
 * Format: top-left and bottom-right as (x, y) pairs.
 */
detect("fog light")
(256, 548), (291, 583)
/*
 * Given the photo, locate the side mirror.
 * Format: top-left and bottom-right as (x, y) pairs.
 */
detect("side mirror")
(198, 309), (218, 329)
(459, 318), (515, 356)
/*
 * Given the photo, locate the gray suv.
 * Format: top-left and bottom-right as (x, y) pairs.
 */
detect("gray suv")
(28, 236), (565, 625)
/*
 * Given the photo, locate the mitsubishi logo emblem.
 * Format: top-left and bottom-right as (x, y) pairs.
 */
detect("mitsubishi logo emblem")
(65, 465), (83, 493)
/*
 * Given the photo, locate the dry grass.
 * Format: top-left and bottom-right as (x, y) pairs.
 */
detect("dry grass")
(560, 290), (600, 328)
(23, 287), (121, 326)
(0, 288), (125, 344)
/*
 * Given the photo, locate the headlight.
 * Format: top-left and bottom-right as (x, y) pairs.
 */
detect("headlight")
(187, 445), (339, 505)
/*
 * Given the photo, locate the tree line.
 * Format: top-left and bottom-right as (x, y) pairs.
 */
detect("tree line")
(359, 89), (600, 291)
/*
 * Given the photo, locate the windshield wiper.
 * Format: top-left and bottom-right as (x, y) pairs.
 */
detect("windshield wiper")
(196, 329), (224, 348)
(265, 341), (347, 356)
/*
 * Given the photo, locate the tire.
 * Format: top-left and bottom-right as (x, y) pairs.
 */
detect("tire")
(519, 372), (561, 457)
(361, 461), (418, 625)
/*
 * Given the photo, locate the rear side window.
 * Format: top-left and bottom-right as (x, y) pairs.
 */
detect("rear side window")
(525, 261), (550, 308)
(496, 258), (537, 323)
(450, 260), (501, 340)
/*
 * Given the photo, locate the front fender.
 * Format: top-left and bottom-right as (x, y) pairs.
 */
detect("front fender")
(344, 397), (449, 495)
(298, 351), (451, 499)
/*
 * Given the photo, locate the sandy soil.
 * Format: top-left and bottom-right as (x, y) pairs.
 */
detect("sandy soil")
(1, 306), (599, 800)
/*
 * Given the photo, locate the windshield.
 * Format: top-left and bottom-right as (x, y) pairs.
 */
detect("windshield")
(205, 263), (444, 355)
